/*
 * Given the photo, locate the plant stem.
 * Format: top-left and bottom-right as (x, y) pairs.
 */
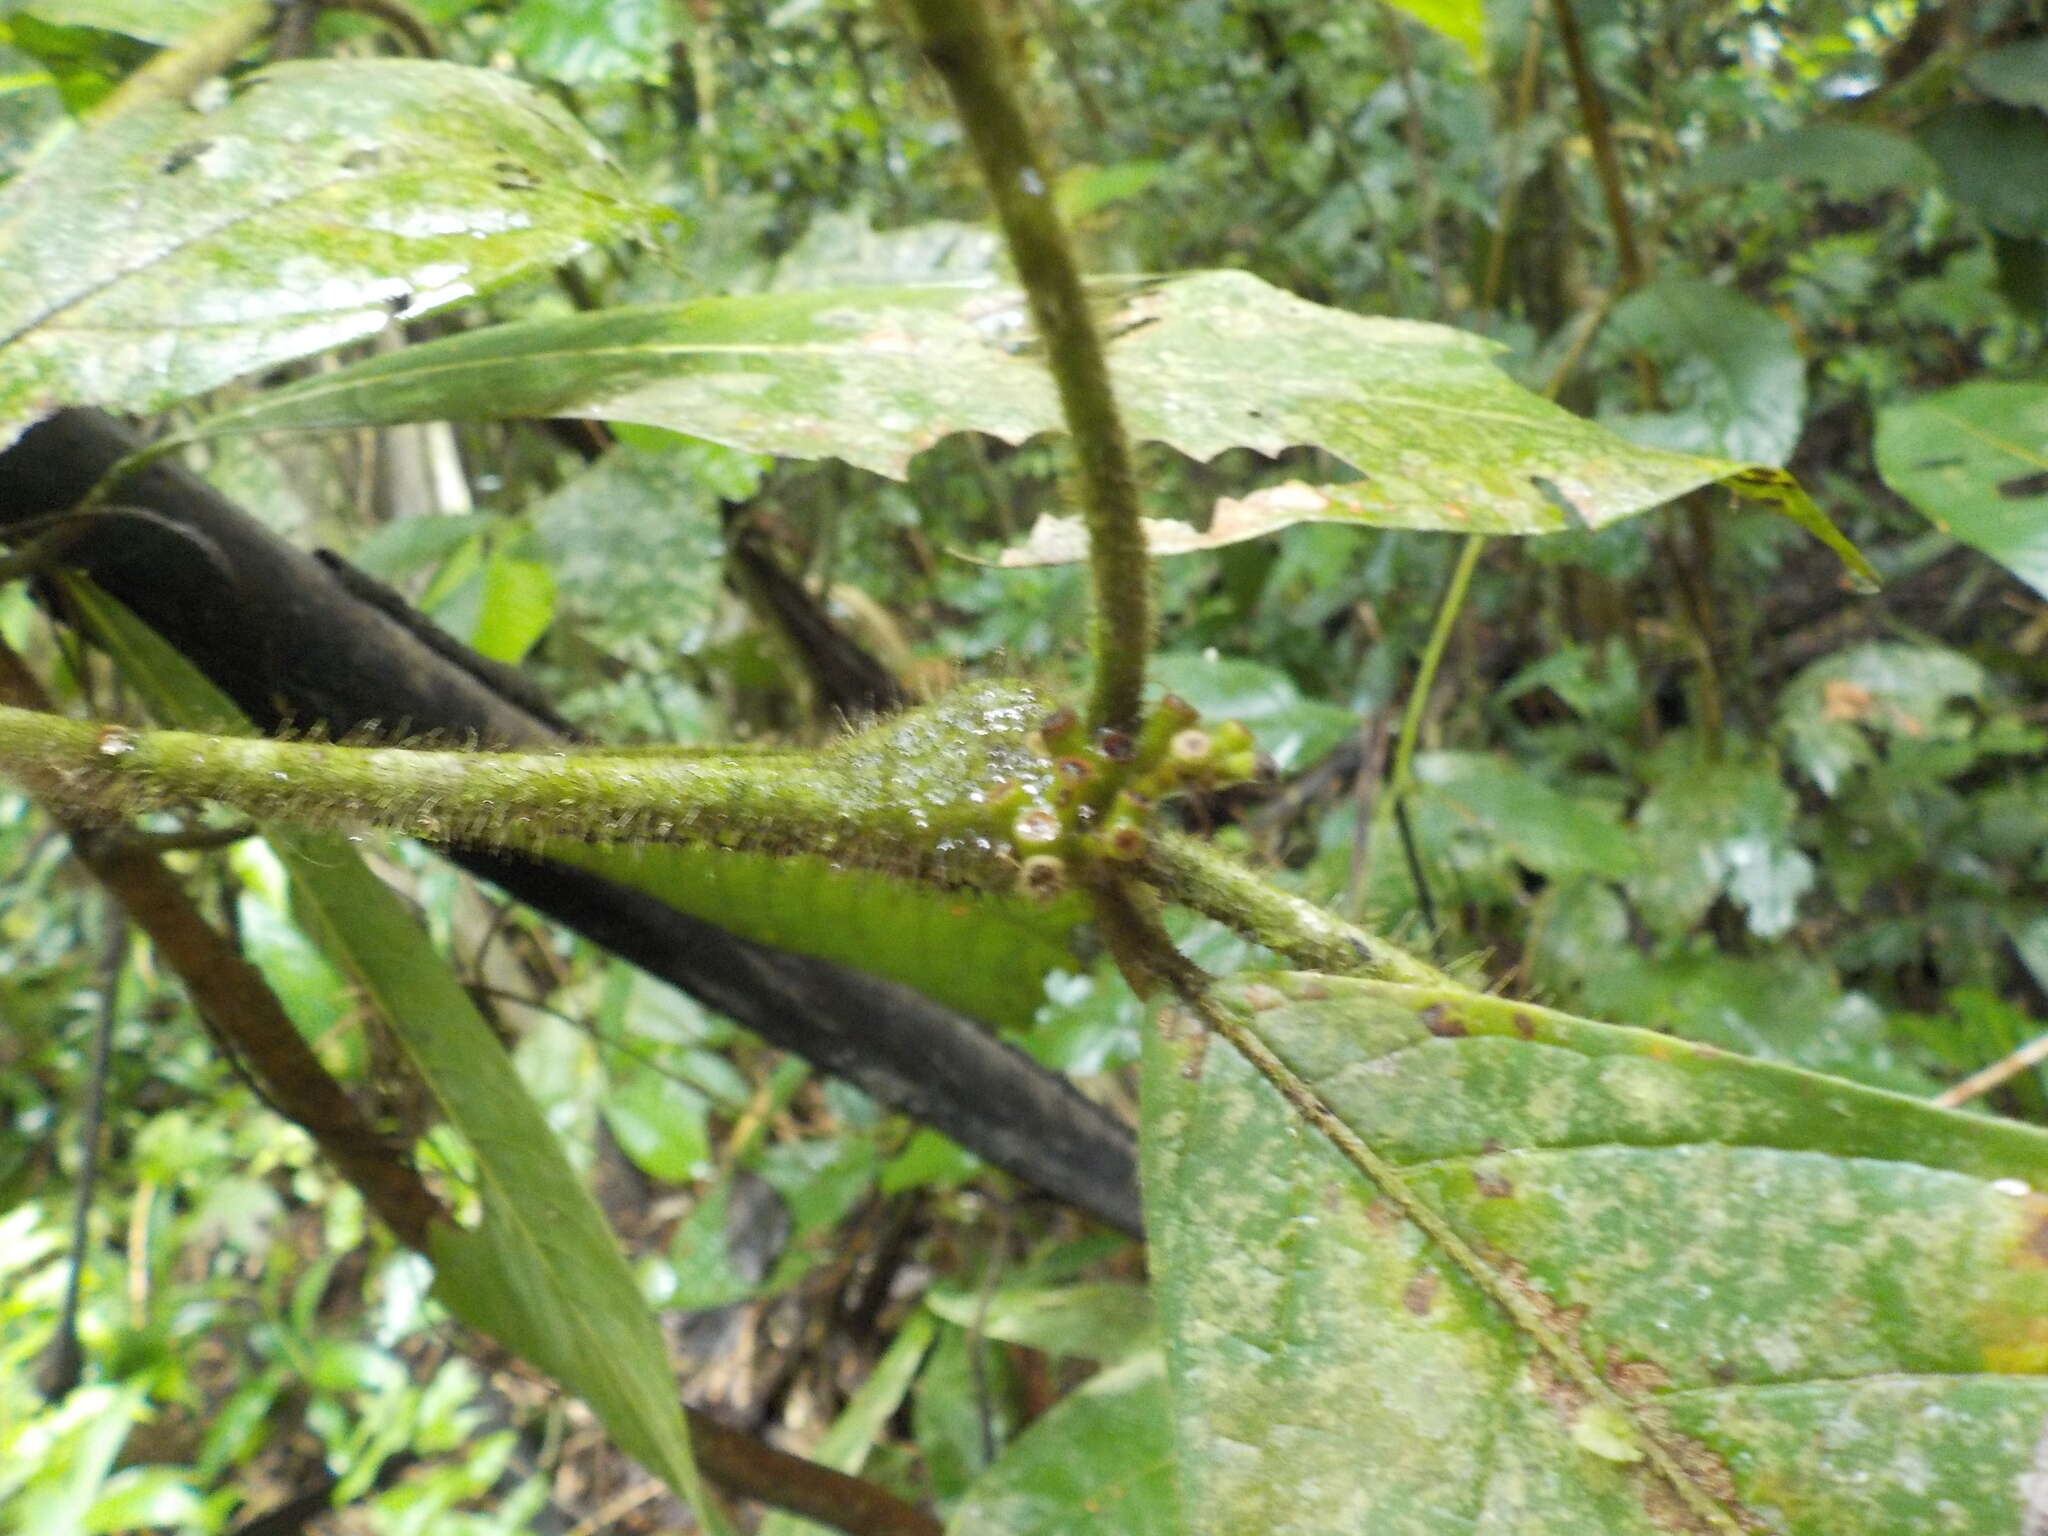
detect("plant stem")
(1480, 0), (1549, 313)
(1549, 0), (1646, 291)
(1353, 532), (1484, 908)
(0, 689), (1059, 895)
(87, 2), (276, 124)
(1388, 533), (1484, 802)
(1140, 829), (1448, 986)
(904, 0), (1151, 733)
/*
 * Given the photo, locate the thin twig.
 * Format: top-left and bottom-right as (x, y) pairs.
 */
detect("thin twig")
(1360, 534), (1483, 914)
(1935, 1033), (2048, 1110)
(904, 0), (1151, 732)
(38, 912), (125, 1401)
(317, 0), (438, 56)
(1549, 0), (1645, 291)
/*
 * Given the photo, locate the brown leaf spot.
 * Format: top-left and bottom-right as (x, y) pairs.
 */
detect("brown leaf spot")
(1402, 1270), (1440, 1316)
(1421, 1004), (1467, 1038)
(1481, 1138), (1505, 1155)
(2025, 1206), (2048, 1266)
(1364, 1198), (1399, 1232)
(1609, 1356), (1670, 1399)
(1512, 1011), (1536, 1040)
(1475, 1168), (1514, 1199)
(1292, 977), (1330, 1000)
(1240, 982), (1286, 1013)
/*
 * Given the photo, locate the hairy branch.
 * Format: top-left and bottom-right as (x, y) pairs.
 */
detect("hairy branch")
(904, 0), (1152, 732)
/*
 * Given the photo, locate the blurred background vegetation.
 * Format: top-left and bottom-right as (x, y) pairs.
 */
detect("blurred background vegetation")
(2, 0), (2045, 1528)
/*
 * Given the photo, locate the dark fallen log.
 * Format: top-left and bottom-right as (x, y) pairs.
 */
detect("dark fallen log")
(0, 408), (1141, 1236)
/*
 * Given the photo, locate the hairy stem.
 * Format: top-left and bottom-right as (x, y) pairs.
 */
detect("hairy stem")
(1140, 829), (1448, 986)
(904, 0), (1151, 732)
(0, 686), (1063, 895)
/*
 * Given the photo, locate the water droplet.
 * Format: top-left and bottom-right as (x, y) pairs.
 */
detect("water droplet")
(1013, 807), (1060, 845)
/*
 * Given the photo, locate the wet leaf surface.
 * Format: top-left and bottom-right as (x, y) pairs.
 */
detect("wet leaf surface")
(180, 270), (1869, 576)
(0, 59), (647, 445)
(1145, 972), (2048, 1534)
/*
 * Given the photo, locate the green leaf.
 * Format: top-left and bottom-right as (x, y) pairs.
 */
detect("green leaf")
(1966, 38), (2048, 110)
(1055, 159), (1168, 221)
(3, 1386), (146, 1536)
(500, 0), (677, 85)
(0, 59), (649, 445)
(601, 1061), (711, 1184)
(1682, 124), (1936, 200)
(1597, 276), (1807, 467)
(1627, 740), (1812, 941)
(944, 1353), (1178, 1536)
(174, 270), (1870, 579)
(530, 445), (728, 657)
(1145, 972), (2048, 1535)
(351, 512), (496, 582)
(924, 1279), (1155, 1363)
(1874, 379), (2048, 599)
(470, 546), (556, 663)
(1412, 751), (1637, 881)
(284, 850), (727, 1532)
(15, 0), (231, 43)
(538, 841), (1084, 1031)
(1777, 641), (1987, 796)
(1920, 104), (2048, 239)
(1383, 0), (1485, 66)
(69, 586), (731, 1535)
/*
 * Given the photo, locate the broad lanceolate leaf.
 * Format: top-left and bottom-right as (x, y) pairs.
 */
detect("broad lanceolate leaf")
(72, 588), (728, 1533)
(1145, 972), (2048, 1534)
(286, 841), (728, 1533)
(0, 59), (648, 446)
(1875, 379), (2048, 599)
(175, 270), (1870, 579)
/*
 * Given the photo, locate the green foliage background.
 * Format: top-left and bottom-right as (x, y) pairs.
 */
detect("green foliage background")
(2, 0), (2047, 1530)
